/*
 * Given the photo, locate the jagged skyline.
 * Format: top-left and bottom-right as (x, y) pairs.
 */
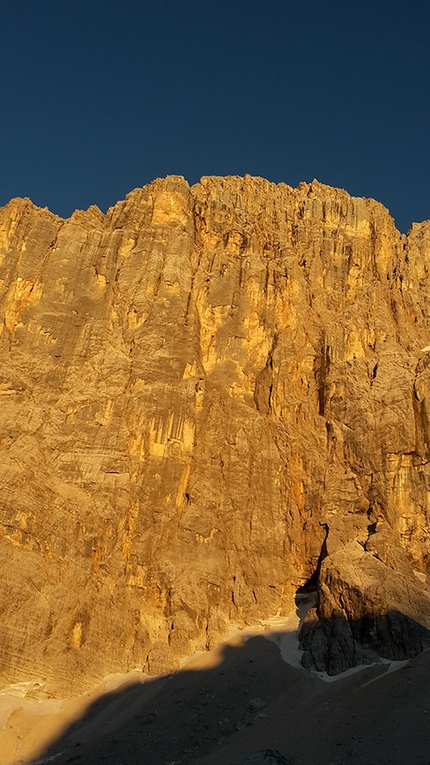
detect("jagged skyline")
(1, 0), (429, 233)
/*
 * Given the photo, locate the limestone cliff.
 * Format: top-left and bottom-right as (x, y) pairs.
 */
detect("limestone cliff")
(1, 175), (430, 693)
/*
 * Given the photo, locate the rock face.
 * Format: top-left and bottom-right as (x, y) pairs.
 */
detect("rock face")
(299, 539), (430, 674)
(1, 174), (430, 694)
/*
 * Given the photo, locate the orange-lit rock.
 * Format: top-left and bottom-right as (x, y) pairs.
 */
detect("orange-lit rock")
(1, 175), (430, 693)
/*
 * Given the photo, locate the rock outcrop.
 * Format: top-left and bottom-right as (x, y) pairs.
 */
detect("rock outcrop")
(299, 539), (430, 674)
(1, 174), (430, 693)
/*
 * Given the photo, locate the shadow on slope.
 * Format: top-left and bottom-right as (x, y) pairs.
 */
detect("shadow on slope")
(30, 635), (306, 765)
(29, 614), (430, 765)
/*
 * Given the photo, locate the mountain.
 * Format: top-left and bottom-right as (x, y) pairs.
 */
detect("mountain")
(1, 174), (430, 702)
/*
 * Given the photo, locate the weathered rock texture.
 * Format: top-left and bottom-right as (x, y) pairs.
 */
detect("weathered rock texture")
(1, 174), (430, 693)
(241, 751), (292, 765)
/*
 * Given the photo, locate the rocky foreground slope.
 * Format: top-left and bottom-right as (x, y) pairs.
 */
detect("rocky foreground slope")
(1, 174), (430, 695)
(27, 635), (430, 765)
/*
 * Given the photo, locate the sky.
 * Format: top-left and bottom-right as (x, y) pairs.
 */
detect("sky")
(1, 0), (429, 233)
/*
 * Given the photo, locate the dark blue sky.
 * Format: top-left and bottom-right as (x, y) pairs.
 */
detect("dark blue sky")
(1, 0), (429, 232)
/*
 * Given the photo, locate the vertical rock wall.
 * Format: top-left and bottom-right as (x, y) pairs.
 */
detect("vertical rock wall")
(1, 175), (430, 693)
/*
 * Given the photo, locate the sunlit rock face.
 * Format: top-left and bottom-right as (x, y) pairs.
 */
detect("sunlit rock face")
(1, 174), (430, 694)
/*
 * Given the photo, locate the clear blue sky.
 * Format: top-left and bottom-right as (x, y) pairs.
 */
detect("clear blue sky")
(1, 0), (429, 232)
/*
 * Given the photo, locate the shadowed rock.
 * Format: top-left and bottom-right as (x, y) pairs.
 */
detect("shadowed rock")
(241, 751), (292, 764)
(299, 540), (430, 674)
